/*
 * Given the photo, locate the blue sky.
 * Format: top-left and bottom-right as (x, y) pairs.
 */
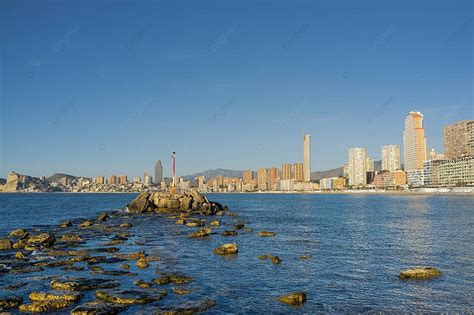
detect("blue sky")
(0, 0), (472, 179)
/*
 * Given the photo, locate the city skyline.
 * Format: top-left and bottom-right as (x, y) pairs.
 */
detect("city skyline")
(1, 1), (472, 179)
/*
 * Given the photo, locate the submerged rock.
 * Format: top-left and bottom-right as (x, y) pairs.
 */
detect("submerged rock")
(154, 298), (216, 314)
(79, 220), (94, 228)
(188, 227), (211, 238)
(257, 231), (276, 237)
(172, 287), (192, 295)
(153, 275), (171, 285)
(15, 251), (27, 260)
(0, 296), (23, 310)
(57, 234), (85, 243)
(277, 291), (307, 306)
(71, 301), (128, 315)
(90, 270), (138, 277)
(300, 255), (313, 260)
(399, 267), (442, 280)
(95, 289), (167, 304)
(222, 230), (237, 236)
(213, 243), (238, 255)
(50, 277), (120, 291)
(169, 274), (194, 284)
(233, 223), (244, 230)
(210, 220), (221, 226)
(136, 260), (149, 269)
(60, 220), (72, 228)
(134, 280), (153, 289)
(257, 254), (281, 264)
(97, 213), (109, 221)
(120, 223), (132, 228)
(186, 220), (205, 227)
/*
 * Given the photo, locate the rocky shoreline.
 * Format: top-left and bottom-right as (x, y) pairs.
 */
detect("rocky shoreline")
(0, 190), (442, 313)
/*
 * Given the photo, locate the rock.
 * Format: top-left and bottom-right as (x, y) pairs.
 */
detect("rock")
(213, 243), (238, 255)
(226, 211), (239, 217)
(57, 234), (84, 243)
(127, 192), (154, 213)
(153, 275), (171, 285)
(190, 189), (206, 204)
(97, 213), (109, 221)
(121, 264), (130, 270)
(175, 219), (186, 225)
(179, 196), (192, 211)
(14, 251), (27, 260)
(186, 220), (205, 227)
(104, 239), (124, 246)
(136, 260), (149, 269)
(91, 270), (138, 277)
(113, 252), (145, 261)
(155, 299), (216, 314)
(60, 220), (72, 228)
(12, 239), (26, 249)
(134, 280), (153, 288)
(50, 278), (120, 291)
(27, 233), (55, 246)
(222, 230), (237, 236)
(79, 220), (94, 228)
(166, 199), (180, 210)
(188, 227), (211, 238)
(29, 291), (83, 302)
(257, 231), (276, 237)
(271, 256), (282, 264)
(210, 220), (221, 226)
(9, 228), (28, 239)
(169, 274), (193, 284)
(70, 301), (128, 315)
(95, 289), (167, 304)
(89, 266), (104, 272)
(36, 260), (74, 268)
(120, 223), (132, 228)
(300, 255), (313, 260)
(399, 267), (442, 280)
(233, 223), (244, 230)
(277, 292), (307, 306)
(172, 287), (192, 295)
(0, 297), (23, 310)
(19, 299), (74, 312)
(0, 238), (13, 250)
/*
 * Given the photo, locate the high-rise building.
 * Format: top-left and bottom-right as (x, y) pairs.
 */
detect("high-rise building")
(119, 175), (128, 185)
(154, 160), (163, 184)
(281, 163), (292, 180)
(366, 158), (375, 172)
(108, 175), (117, 185)
(268, 167), (279, 189)
(403, 111), (427, 171)
(303, 134), (311, 182)
(95, 176), (105, 185)
(381, 145), (401, 171)
(293, 163), (304, 182)
(444, 120), (474, 159)
(257, 168), (267, 185)
(348, 148), (367, 186)
(243, 170), (253, 184)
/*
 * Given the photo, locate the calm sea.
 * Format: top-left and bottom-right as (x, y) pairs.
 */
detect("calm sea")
(0, 193), (473, 313)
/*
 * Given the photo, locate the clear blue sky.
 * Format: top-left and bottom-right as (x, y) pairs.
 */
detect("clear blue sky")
(0, 0), (472, 179)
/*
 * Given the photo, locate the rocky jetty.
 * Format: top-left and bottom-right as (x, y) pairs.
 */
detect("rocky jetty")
(127, 190), (225, 215)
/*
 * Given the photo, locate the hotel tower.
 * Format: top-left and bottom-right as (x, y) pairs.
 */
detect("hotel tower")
(303, 134), (311, 182)
(403, 111), (427, 171)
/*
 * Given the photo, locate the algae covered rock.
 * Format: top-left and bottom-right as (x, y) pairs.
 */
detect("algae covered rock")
(277, 291), (307, 306)
(19, 299), (74, 312)
(29, 291), (83, 302)
(0, 238), (13, 250)
(257, 231), (276, 237)
(71, 301), (128, 315)
(213, 243), (238, 255)
(172, 287), (192, 295)
(188, 227), (211, 238)
(9, 228), (29, 239)
(27, 233), (55, 246)
(95, 289), (167, 304)
(399, 267), (442, 280)
(0, 296), (23, 310)
(50, 277), (120, 291)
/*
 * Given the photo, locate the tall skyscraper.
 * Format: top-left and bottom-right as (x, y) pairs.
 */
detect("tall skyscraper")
(403, 111), (427, 171)
(257, 168), (268, 187)
(108, 175), (117, 185)
(154, 160), (163, 184)
(293, 163), (304, 182)
(444, 120), (474, 159)
(348, 148), (367, 186)
(381, 145), (401, 171)
(268, 167), (279, 188)
(243, 170), (253, 184)
(303, 134), (311, 182)
(119, 175), (128, 185)
(281, 163), (292, 180)
(366, 158), (375, 172)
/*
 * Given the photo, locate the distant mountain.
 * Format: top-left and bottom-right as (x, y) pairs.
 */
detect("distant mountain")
(47, 173), (90, 183)
(310, 167), (344, 181)
(182, 169), (244, 181)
